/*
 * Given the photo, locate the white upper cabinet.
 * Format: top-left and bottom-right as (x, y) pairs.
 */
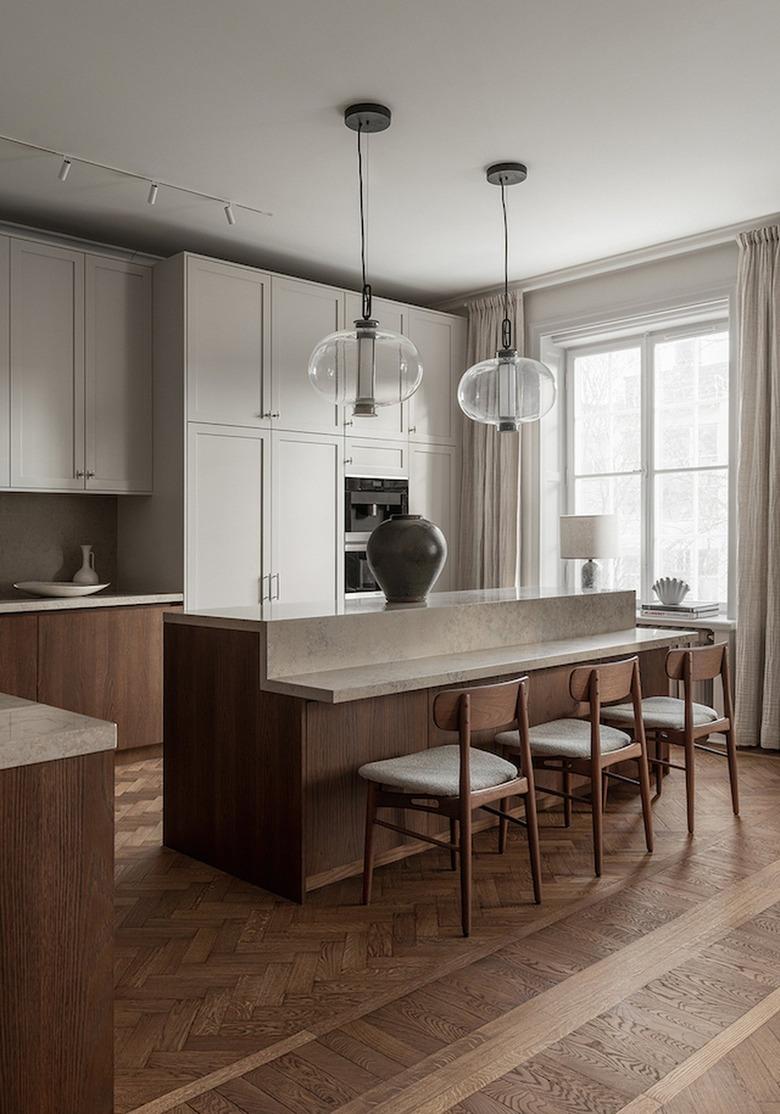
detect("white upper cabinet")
(409, 443), (459, 592)
(271, 430), (343, 605)
(10, 240), (85, 490)
(271, 276), (342, 434)
(406, 309), (466, 445)
(0, 237), (9, 487)
(186, 423), (270, 610)
(85, 258), (152, 492)
(186, 256), (270, 427)
(343, 293), (406, 441)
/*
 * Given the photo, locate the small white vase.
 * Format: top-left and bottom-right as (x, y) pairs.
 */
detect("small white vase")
(73, 544), (100, 585)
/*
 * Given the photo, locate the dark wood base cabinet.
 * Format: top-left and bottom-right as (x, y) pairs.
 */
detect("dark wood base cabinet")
(0, 750), (114, 1114)
(0, 603), (180, 750)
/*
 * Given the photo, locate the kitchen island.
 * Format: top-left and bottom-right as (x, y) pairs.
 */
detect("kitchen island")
(163, 588), (695, 901)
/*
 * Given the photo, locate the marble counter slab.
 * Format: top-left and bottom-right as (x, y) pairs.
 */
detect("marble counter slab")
(262, 626), (693, 703)
(0, 591), (183, 615)
(0, 692), (116, 770)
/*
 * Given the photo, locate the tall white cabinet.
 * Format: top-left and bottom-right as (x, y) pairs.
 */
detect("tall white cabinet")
(3, 232), (153, 494)
(119, 251), (466, 611)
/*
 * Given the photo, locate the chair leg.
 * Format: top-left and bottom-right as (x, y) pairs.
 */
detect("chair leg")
(362, 781), (378, 905)
(602, 772), (609, 813)
(726, 729), (740, 816)
(563, 768), (572, 827)
(591, 765), (604, 877)
(449, 818), (458, 870)
(684, 738), (696, 835)
(498, 798), (509, 854)
(459, 800), (473, 937)
(637, 745), (654, 854)
(654, 734), (665, 797)
(524, 790), (543, 905)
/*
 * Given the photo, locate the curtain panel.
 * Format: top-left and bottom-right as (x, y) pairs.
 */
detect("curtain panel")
(735, 225), (780, 749)
(457, 291), (523, 589)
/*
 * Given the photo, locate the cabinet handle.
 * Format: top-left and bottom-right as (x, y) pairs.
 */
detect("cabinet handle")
(272, 572), (281, 600)
(75, 469), (85, 478)
(344, 457), (353, 465)
(86, 470), (95, 479)
(260, 573), (270, 602)
(408, 426), (416, 434)
(344, 419), (353, 427)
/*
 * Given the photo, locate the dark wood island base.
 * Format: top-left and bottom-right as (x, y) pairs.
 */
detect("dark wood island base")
(163, 593), (691, 904)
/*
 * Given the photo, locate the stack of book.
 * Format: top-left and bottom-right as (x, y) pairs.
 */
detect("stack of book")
(640, 601), (720, 620)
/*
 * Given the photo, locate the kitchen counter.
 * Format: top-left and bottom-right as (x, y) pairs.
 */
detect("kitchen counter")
(0, 590), (184, 614)
(0, 691), (116, 770)
(262, 626), (692, 703)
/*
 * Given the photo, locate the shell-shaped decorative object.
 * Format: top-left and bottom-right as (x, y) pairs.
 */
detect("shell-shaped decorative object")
(652, 577), (690, 606)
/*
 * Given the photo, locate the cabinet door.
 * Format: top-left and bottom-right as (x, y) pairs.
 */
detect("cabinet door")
(271, 276), (342, 434)
(186, 256), (270, 426)
(10, 240), (85, 489)
(343, 293), (406, 440)
(271, 430), (342, 606)
(0, 614), (38, 699)
(186, 423), (270, 610)
(345, 437), (407, 478)
(406, 309), (466, 445)
(409, 443), (459, 591)
(38, 605), (173, 750)
(0, 237), (8, 487)
(85, 257), (152, 492)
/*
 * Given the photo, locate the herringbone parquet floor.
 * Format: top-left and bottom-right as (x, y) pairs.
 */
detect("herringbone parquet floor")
(115, 747), (780, 1114)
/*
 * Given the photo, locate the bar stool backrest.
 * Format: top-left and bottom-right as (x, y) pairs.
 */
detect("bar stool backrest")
(567, 656), (645, 759)
(433, 677), (531, 798)
(666, 643), (725, 681)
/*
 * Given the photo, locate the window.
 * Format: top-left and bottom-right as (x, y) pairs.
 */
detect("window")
(566, 323), (730, 605)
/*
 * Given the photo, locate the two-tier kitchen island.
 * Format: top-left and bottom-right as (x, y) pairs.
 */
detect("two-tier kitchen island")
(163, 588), (694, 902)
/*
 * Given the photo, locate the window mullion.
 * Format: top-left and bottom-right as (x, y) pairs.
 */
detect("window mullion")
(642, 333), (654, 606)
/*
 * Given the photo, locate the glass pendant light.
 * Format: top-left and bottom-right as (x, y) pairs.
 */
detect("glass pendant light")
(457, 163), (556, 432)
(308, 103), (423, 417)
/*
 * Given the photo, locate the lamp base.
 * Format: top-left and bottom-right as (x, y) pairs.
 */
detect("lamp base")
(581, 559), (600, 591)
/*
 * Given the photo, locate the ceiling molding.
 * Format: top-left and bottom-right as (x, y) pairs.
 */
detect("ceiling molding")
(435, 210), (780, 310)
(0, 216), (161, 264)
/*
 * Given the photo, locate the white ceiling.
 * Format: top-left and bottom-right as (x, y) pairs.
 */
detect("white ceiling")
(0, 0), (778, 304)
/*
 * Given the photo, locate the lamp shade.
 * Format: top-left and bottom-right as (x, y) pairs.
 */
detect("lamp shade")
(559, 514), (619, 560)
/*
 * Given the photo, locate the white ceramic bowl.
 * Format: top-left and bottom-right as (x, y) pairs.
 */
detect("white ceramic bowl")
(13, 581), (111, 599)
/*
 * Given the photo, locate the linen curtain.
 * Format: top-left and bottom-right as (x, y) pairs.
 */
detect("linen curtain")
(735, 225), (780, 750)
(457, 290), (523, 589)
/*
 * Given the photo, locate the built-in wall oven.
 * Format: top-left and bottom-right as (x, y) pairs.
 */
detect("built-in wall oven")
(344, 476), (409, 594)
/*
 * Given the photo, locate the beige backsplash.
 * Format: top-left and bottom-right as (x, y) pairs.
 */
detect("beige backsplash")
(0, 493), (117, 594)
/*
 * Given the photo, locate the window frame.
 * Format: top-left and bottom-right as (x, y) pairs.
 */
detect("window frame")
(564, 317), (731, 608)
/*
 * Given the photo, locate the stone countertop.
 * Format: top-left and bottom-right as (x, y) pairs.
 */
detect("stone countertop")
(262, 626), (694, 703)
(0, 692), (116, 770)
(0, 591), (184, 615)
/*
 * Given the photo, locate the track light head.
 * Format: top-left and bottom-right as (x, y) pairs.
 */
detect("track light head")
(147, 182), (158, 205)
(224, 203), (236, 226)
(58, 157), (72, 182)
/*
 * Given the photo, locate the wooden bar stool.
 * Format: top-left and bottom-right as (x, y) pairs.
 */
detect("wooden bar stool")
(602, 643), (738, 834)
(496, 656), (654, 877)
(358, 677), (542, 937)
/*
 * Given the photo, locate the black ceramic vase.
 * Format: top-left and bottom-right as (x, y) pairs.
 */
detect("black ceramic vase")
(366, 514), (448, 604)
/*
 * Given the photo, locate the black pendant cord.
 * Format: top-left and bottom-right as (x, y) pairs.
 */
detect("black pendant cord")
(357, 124), (372, 321)
(500, 179), (512, 350)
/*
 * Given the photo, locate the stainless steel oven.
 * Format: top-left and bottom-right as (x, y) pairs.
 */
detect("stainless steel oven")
(345, 476), (408, 544)
(345, 543), (380, 595)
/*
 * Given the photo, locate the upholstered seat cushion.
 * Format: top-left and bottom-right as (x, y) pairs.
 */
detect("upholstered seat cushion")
(496, 719), (631, 759)
(358, 745), (518, 797)
(603, 696), (720, 730)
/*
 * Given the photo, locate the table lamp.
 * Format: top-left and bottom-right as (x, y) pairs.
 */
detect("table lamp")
(560, 514), (619, 591)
